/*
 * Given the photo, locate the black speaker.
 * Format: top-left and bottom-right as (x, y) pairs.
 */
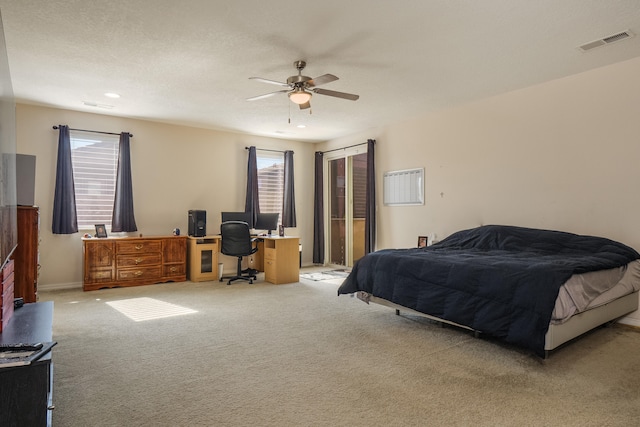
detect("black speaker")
(188, 210), (206, 237)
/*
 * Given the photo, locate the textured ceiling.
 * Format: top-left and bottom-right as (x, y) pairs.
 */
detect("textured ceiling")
(1, 0), (640, 142)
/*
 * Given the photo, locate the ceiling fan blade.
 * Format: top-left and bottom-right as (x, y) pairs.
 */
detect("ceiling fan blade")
(246, 90), (289, 101)
(249, 77), (290, 88)
(308, 74), (338, 87)
(312, 88), (359, 101)
(299, 101), (311, 110)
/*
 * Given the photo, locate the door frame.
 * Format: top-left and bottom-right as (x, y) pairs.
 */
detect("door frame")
(323, 145), (368, 268)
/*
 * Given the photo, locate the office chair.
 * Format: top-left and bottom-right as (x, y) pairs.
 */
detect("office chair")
(220, 221), (259, 285)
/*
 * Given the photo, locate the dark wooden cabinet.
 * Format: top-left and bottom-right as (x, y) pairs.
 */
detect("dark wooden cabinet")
(13, 206), (39, 303)
(0, 302), (55, 426)
(162, 237), (187, 280)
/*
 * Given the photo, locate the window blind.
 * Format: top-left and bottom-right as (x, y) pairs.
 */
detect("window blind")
(70, 131), (119, 229)
(383, 168), (424, 206)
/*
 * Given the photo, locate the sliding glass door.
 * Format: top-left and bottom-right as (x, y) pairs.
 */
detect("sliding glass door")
(327, 151), (367, 267)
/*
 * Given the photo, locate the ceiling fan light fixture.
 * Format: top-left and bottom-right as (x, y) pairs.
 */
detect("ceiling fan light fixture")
(288, 89), (311, 105)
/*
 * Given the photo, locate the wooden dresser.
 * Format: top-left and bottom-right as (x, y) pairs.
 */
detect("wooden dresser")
(0, 259), (14, 332)
(13, 206), (39, 303)
(82, 236), (187, 291)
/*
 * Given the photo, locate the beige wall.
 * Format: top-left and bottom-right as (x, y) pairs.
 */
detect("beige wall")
(319, 56), (640, 326)
(16, 104), (315, 287)
(17, 55), (640, 325)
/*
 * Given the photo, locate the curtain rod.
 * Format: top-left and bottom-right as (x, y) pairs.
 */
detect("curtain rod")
(53, 125), (133, 138)
(320, 140), (371, 154)
(245, 146), (289, 153)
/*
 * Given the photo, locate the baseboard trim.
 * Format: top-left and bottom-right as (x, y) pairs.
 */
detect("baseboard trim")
(38, 282), (83, 292)
(618, 315), (640, 328)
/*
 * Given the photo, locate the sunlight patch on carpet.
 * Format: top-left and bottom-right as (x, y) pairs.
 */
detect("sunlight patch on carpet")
(106, 297), (197, 322)
(300, 270), (350, 284)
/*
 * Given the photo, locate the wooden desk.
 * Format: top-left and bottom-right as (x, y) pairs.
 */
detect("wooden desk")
(248, 236), (299, 284)
(187, 236), (221, 282)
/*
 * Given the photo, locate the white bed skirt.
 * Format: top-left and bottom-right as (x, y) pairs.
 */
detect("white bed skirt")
(361, 291), (639, 355)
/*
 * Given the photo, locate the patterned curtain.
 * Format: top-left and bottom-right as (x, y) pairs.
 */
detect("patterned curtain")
(111, 132), (137, 232)
(282, 150), (297, 227)
(52, 124), (78, 234)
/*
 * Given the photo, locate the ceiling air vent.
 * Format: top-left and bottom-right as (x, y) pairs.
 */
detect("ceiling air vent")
(579, 30), (634, 52)
(82, 101), (114, 109)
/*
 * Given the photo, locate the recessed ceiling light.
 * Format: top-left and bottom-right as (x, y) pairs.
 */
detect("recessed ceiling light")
(104, 92), (120, 98)
(297, 124), (306, 129)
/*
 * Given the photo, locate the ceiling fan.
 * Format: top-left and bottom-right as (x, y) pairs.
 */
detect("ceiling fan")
(247, 60), (359, 110)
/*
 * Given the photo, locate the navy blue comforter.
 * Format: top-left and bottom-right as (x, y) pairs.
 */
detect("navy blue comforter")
(338, 225), (639, 355)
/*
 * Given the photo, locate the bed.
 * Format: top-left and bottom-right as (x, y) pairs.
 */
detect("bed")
(337, 225), (640, 357)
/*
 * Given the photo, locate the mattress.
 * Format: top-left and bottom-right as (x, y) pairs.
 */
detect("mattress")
(551, 260), (640, 324)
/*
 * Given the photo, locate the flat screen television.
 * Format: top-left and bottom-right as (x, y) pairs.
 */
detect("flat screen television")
(0, 18), (17, 272)
(254, 213), (279, 236)
(221, 211), (251, 225)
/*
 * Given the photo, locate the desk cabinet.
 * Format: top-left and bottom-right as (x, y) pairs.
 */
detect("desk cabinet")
(187, 236), (220, 282)
(262, 237), (299, 284)
(83, 236), (186, 291)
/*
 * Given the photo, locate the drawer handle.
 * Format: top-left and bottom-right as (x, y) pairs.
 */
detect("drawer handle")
(135, 244), (143, 250)
(170, 267), (177, 272)
(134, 271), (143, 277)
(135, 258), (143, 264)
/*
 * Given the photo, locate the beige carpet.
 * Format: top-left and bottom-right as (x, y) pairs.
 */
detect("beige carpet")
(41, 271), (640, 426)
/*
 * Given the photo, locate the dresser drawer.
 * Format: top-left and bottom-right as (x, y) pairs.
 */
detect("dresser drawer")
(2, 278), (14, 308)
(1, 297), (14, 329)
(116, 240), (162, 254)
(2, 259), (14, 279)
(86, 269), (114, 283)
(1, 264), (14, 330)
(2, 271), (14, 295)
(117, 253), (162, 268)
(117, 266), (162, 281)
(164, 264), (185, 277)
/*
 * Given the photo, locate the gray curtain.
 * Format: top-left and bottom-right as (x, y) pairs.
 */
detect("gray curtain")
(312, 151), (324, 264)
(365, 139), (376, 254)
(111, 132), (137, 232)
(244, 146), (259, 228)
(52, 124), (78, 234)
(282, 150), (297, 227)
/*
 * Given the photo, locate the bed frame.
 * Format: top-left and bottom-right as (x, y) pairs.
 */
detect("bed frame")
(363, 291), (639, 358)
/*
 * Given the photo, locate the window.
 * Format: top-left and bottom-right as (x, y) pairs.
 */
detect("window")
(257, 151), (284, 223)
(70, 131), (119, 230)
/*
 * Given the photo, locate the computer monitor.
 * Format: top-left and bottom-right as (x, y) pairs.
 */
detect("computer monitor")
(221, 211), (251, 224)
(254, 212), (279, 236)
